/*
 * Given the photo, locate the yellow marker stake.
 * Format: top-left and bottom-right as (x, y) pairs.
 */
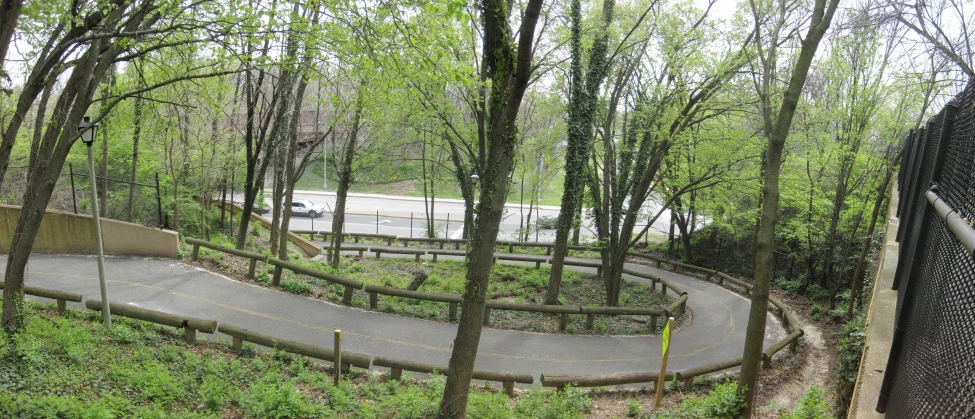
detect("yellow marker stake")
(654, 317), (675, 409)
(334, 329), (342, 384)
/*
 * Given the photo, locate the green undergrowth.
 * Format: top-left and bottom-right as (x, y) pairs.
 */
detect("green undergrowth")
(0, 304), (596, 418)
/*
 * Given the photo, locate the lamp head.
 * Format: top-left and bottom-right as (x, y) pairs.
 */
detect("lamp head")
(470, 173), (480, 180)
(78, 116), (98, 145)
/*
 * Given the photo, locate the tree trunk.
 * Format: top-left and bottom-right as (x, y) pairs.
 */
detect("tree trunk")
(127, 94), (142, 222)
(737, 0), (838, 415)
(847, 170), (892, 317)
(329, 96), (363, 268)
(0, 0), (23, 73)
(437, 0), (543, 415)
(546, 0), (615, 305)
(4, 32), (112, 331)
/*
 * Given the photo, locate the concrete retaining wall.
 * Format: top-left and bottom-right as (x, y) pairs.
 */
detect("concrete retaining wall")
(0, 205), (178, 258)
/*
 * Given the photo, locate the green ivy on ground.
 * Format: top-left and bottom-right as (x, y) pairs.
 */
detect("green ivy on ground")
(0, 303), (596, 419)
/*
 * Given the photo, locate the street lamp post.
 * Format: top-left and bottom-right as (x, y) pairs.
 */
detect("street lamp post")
(80, 116), (111, 328)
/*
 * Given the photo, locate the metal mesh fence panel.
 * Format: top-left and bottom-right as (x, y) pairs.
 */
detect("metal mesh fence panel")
(880, 80), (975, 416)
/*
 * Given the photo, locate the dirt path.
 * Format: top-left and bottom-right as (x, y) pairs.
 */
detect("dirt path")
(769, 319), (829, 409)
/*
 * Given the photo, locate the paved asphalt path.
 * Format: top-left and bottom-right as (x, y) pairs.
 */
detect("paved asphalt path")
(4, 253), (782, 384)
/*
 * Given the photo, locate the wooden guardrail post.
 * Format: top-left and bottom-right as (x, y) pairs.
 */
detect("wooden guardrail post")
(560, 313), (569, 331)
(184, 326), (197, 343)
(387, 237), (393, 246)
(585, 312), (595, 330)
(449, 302), (458, 321)
(247, 259), (258, 279)
(661, 283), (668, 295)
(483, 307), (491, 325)
(391, 367), (402, 380)
(343, 286), (354, 304)
(369, 291), (378, 309)
(232, 336), (243, 352)
(57, 299), (67, 314)
(705, 271), (712, 282)
(192, 243), (200, 261)
(650, 314), (658, 333)
(503, 380), (515, 396)
(334, 329), (342, 384)
(375, 250), (381, 259)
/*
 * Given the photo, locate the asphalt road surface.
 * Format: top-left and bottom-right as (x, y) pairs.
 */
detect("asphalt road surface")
(262, 191), (676, 243)
(7, 252), (781, 385)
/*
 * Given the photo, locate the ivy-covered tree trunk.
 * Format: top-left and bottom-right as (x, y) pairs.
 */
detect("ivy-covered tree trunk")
(545, 0), (614, 305)
(437, 0), (543, 416)
(737, 0), (839, 415)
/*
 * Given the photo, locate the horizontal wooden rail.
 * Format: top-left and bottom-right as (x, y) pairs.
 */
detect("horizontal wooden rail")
(86, 300), (216, 343)
(364, 284), (463, 304)
(267, 257), (362, 304)
(185, 237), (266, 261)
(218, 324), (371, 369)
(486, 301), (580, 314)
(373, 356), (531, 396)
(540, 371), (674, 389)
(762, 329), (804, 367)
(186, 237), (267, 279)
(1, 281), (82, 314)
(581, 306), (662, 316)
(674, 357), (744, 386)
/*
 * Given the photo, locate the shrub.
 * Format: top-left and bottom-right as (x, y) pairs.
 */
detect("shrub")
(807, 284), (829, 300)
(654, 381), (745, 419)
(834, 316), (865, 416)
(810, 304), (822, 320)
(242, 375), (326, 418)
(281, 279), (312, 295)
(627, 398), (642, 417)
(781, 385), (831, 419)
(514, 386), (592, 419)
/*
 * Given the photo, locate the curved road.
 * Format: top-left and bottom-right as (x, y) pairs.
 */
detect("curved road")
(4, 253), (783, 382)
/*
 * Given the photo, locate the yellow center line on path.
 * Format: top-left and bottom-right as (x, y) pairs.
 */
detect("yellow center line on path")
(28, 268), (737, 364)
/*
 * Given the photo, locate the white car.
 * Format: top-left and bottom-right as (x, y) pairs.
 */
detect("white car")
(289, 199), (327, 218)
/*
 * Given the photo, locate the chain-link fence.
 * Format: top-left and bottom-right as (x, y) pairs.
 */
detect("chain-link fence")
(878, 80), (975, 417)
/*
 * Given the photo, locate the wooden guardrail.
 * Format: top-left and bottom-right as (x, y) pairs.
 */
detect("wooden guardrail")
(0, 281), (82, 314)
(398, 236), (466, 250)
(267, 257), (363, 304)
(217, 324), (371, 370)
(186, 237), (268, 279)
(292, 230), (397, 246)
(554, 251), (804, 388)
(188, 237), (679, 333)
(373, 356), (532, 396)
(541, 371), (675, 390)
(86, 300), (217, 343)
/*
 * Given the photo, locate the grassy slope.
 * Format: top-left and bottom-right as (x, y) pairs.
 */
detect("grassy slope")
(0, 304), (595, 419)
